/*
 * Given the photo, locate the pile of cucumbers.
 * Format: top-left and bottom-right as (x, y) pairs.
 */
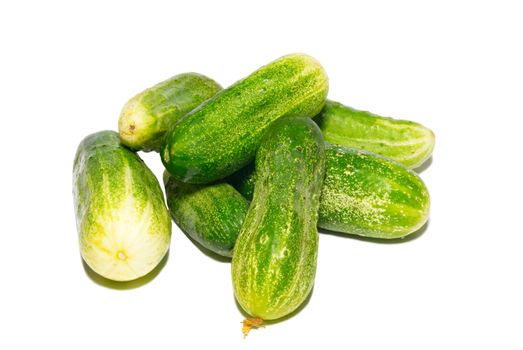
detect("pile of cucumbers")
(73, 53), (434, 336)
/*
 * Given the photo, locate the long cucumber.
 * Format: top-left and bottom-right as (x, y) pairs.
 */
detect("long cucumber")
(161, 53), (329, 184)
(232, 116), (325, 330)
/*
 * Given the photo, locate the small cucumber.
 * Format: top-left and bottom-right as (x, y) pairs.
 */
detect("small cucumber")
(228, 144), (430, 239)
(161, 53), (329, 184)
(118, 73), (221, 152)
(315, 100), (435, 168)
(232, 116), (325, 326)
(318, 144), (430, 238)
(73, 131), (171, 281)
(163, 171), (249, 258)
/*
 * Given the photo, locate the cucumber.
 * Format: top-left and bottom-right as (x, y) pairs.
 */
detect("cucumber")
(225, 162), (255, 200)
(228, 144), (430, 239)
(73, 131), (171, 281)
(118, 73), (221, 152)
(163, 171), (248, 258)
(161, 53), (329, 184)
(314, 100), (435, 168)
(232, 116), (325, 327)
(319, 144), (430, 238)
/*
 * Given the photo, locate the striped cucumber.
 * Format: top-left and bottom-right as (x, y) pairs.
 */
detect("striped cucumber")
(163, 171), (248, 257)
(119, 73), (221, 152)
(161, 53), (329, 184)
(315, 100), (435, 168)
(228, 144), (430, 239)
(73, 131), (171, 281)
(232, 117), (325, 333)
(318, 144), (430, 238)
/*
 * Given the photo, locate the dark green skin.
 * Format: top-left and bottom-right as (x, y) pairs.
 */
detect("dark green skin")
(225, 162), (256, 200)
(163, 171), (249, 258)
(119, 73), (222, 152)
(232, 116), (325, 321)
(161, 53), (329, 184)
(228, 144), (430, 239)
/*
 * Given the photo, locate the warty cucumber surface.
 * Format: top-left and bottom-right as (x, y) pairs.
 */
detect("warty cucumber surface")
(161, 53), (329, 184)
(163, 171), (248, 258)
(232, 116), (325, 321)
(318, 144), (430, 238)
(228, 143), (430, 239)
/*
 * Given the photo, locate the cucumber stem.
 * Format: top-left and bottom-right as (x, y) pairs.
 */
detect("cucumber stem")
(241, 317), (264, 338)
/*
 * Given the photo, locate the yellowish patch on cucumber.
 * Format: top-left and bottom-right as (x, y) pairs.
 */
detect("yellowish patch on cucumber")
(118, 95), (155, 148)
(322, 190), (390, 225)
(241, 317), (264, 338)
(81, 196), (168, 281)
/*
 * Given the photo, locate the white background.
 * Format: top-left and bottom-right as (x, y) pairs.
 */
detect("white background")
(1, 0), (522, 349)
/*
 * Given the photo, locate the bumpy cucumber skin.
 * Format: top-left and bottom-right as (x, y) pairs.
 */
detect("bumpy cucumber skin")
(228, 144), (430, 239)
(73, 131), (171, 281)
(232, 117), (325, 321)
(119, 73), (222, 152)
(163, 171), (249, 257)
(161, 53), (329, 184)
(315, 100), (435, 168)
(319, 144), (430, 238)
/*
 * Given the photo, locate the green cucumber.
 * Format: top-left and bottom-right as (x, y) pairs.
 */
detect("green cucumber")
(163, 171), (248, 258)
(161, 53), (329, 184)
(314, 100), (435, 168)
(118, 73), (221, 152)
(232, 116), (325, 325)
(318, 144), (430, 238)
(73, 131), (171, 281)
(228, 144), (430, 239)
(226, 162), (256, 201)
